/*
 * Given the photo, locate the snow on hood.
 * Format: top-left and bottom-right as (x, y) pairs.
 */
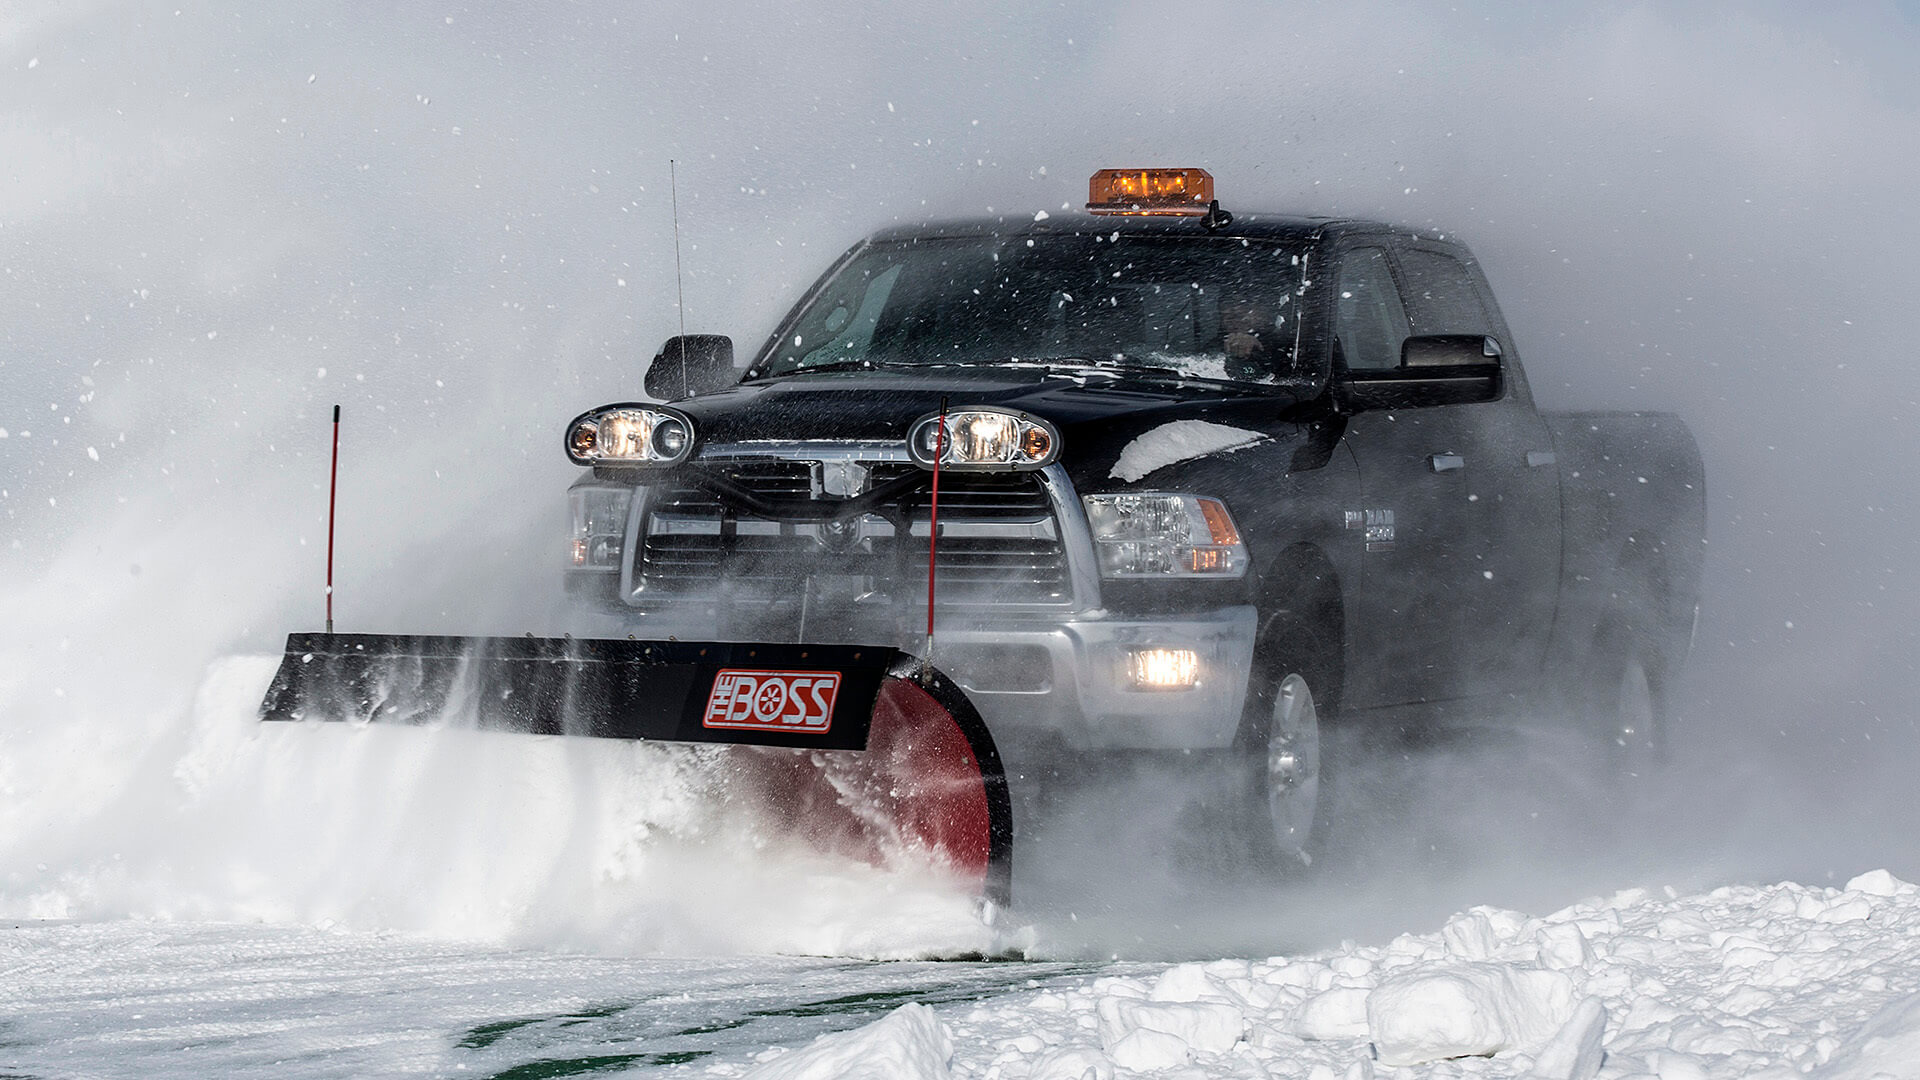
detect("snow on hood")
(1108, 420), (1270, 483)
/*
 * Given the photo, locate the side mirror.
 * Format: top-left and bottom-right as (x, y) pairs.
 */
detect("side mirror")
(644, 335), (739, 401)
(1340, 334), (1503, 411)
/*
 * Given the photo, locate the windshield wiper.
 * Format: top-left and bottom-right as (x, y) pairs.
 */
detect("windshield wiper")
(745, 354), (1271, 388)
(746, 357), (1049, 381)
(741, 359), (883, 381)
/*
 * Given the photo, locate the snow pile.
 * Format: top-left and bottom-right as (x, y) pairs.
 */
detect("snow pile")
(740, 1003), (955, 1080)
(1108, 421), (1269, 482)
(748, 871), (1920, 1079)
(1365, 963), (1579, 1066)
(1817, 992), (1920, 1080)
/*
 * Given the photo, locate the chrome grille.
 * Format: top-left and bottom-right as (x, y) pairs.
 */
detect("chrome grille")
(634, 461), (1069, 606)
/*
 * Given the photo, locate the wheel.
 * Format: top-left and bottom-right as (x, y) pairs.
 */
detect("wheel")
(1235, 615), (1339, 874)
(1580, 628), (1668, 784)
(1254, 671), (1323, 866)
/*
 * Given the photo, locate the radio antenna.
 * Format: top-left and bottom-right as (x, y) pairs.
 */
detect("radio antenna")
(325, 404), (340, 634)
(669, 159), (689, 398)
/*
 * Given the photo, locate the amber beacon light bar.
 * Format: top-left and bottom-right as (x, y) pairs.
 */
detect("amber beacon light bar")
(1086, 168), (1215, 216)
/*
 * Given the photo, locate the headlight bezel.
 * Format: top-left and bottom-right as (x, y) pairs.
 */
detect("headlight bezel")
(1082, 492), (1249, 580)
(564, 403), (697, 467)
(907, 407), (1061, 472)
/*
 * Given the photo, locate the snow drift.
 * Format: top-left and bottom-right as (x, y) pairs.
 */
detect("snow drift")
(746, 872), (1920, 1079)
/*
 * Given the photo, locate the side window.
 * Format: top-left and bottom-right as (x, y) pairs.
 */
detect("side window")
(1334, 247), (1410, 371)
(1397, 249), (1493, 337)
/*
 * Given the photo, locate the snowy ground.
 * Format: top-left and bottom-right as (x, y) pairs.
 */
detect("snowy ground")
(0, 920), (1121, 1077)
(6, 872), (1919, 1078)
(7, 659), (1920, 1078)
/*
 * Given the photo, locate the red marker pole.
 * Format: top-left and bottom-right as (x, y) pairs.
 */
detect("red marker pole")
(924, 399), (948, 659)
(326, 404), (340, 634)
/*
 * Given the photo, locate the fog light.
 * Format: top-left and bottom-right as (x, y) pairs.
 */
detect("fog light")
(1126, 647), (1201, 690)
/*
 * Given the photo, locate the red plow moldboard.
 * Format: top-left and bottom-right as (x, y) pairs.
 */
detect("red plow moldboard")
(259, 633), (1013, 903)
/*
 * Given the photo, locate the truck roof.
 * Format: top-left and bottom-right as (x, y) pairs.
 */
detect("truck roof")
(862, 212), (1451, 247)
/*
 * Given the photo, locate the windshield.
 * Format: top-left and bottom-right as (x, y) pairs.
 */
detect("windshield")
(751, 234), (1309, 385)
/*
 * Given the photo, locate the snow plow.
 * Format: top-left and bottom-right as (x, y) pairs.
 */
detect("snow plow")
(259, 634), (1014, 904)
(261, 169), (1707, 912)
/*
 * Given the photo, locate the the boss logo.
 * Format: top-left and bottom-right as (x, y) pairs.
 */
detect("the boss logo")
(702, 670), (840, 733)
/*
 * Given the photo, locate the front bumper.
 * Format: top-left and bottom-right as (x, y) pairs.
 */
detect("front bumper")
(566, 599), (1257, 752)
(565, 456), (1257, 752)
(930, 607), (1257, 752)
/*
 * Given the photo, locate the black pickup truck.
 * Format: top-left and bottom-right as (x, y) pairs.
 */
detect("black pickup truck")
(560, 171), (1705, 866)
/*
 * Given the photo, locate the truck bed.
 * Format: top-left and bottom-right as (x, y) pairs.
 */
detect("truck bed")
(1543, 411), (1707, 679)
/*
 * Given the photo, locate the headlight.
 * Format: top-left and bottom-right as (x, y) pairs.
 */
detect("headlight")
(1083, 493), (1248, 578)
(568, 486), (633, 570)
(564, 405), (695, 466)
(908, 407), (1060, 471)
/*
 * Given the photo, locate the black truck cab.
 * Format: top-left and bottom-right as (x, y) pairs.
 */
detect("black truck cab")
(561, 172), (1705, 861)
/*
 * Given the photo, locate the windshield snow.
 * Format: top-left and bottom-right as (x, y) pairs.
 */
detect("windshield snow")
(754, 234), (1308, 385)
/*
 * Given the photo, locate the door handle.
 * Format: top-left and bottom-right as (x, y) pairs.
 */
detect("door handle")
(1429, 453), (1465, 473)
(1527, 450), (1556, 468)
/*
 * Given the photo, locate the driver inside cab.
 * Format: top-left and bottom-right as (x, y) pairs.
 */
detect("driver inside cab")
(1219, 295), (1284, 381)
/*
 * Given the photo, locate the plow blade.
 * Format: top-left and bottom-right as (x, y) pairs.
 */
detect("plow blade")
(260, 633), (1013, 903)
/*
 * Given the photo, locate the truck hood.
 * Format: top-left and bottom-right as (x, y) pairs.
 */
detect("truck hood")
(661, 367), (1305, 489)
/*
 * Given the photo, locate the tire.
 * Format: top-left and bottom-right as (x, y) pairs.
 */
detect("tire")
(1249, 671), (1323, 867)
(1235, 620), (1338, 874)
(1580, 626), (1668, 786)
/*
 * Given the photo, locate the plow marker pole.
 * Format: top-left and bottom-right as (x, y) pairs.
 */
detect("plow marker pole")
(925, 398), (947, 669)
